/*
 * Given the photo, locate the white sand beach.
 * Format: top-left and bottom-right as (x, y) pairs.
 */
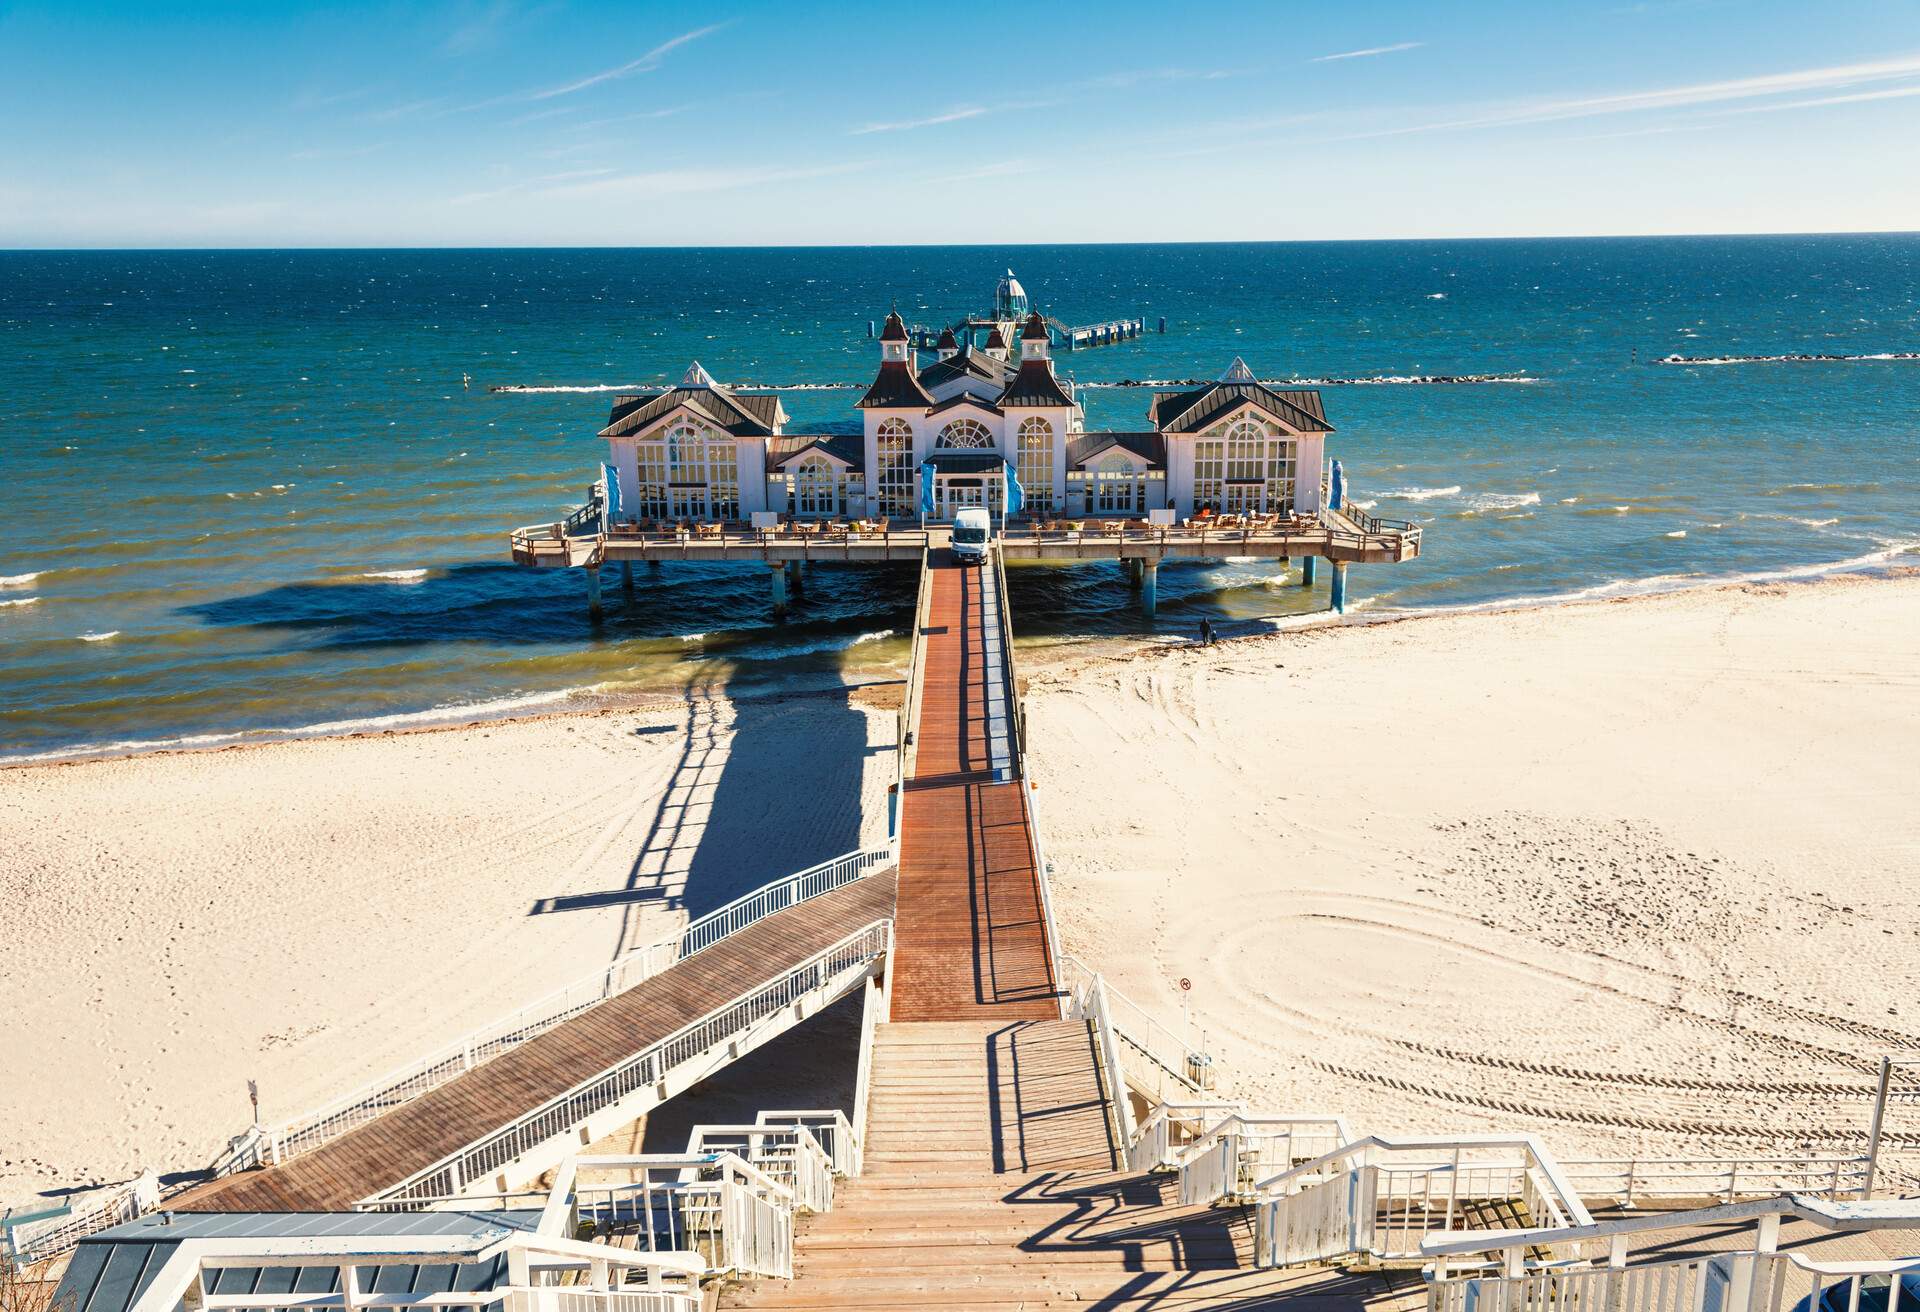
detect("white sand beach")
(3, 572), (1917, 1204)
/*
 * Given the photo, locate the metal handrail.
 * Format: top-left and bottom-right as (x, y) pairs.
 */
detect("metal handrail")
(216, 846), (892, 1179)
(360, 920), (891, 1209)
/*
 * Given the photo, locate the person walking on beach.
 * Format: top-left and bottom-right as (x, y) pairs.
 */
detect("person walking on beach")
(1198, 617), (1215, 646)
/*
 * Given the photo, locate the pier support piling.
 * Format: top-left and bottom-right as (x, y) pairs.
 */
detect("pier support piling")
(1126, 558), (1142, 589)
(1141, 560), (1158, 617)
(619, 560), (634, 597)
(1330, 562), (1348, 615)
(785, 559), (802, 594)
(584, 565), (604, 622)
(769, 563), (788, 618)
(1300, 556), (1318, 587)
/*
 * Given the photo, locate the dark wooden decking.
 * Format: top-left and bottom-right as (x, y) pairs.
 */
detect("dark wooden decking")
(891, 555), (1058, 1023)
(172, 873), (897, 1213)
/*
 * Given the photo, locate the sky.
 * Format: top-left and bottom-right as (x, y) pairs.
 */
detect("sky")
(2, 0), (1918, 247)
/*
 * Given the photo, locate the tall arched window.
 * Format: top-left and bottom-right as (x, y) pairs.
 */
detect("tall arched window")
(1094, 452), (1142, 514)
(666, 421), (708, 518)
(876, 417), (913, 516)
(936, 418), (993, 449)
(792, 455), (840, 517)
(1016, 416), (1054, 512)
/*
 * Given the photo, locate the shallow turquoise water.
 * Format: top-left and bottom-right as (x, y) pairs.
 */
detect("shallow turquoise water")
(1, 239), (1915, 759)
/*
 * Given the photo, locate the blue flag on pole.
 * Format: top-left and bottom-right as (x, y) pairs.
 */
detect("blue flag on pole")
(1004, 458), (1024, 518)
(1329, 459), (1346, 511)
(602, 462), (622, 524)
(919, 462), (936, 518)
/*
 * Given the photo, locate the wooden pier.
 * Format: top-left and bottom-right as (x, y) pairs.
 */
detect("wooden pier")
(890, 552), (1058, 1021)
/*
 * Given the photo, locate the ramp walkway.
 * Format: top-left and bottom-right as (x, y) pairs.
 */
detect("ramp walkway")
(891, 549), (1057, 1022)
(171, 873), (896, 1213)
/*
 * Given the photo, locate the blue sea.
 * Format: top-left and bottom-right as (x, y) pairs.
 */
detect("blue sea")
(2, 239), (1916, 761)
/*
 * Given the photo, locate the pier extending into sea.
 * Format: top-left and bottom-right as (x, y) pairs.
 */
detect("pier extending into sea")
(24, 540), (1920, 1312)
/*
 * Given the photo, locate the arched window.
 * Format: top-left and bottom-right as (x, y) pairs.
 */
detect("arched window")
(875, 417), (913, 516)
(666, 421), (709, 518)
(1094, 452), (1142, 514)
(792, 455), (841, 518)
(936, 418), (993, 449)
(1016, 416), (1053, 512)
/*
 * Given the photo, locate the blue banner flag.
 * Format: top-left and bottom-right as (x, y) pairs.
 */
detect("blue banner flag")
(919, 462), (935, 518)
(1004, 458), (1024, 517)
(602, 462), (622, 520)
(1329, 459), (1346, 511)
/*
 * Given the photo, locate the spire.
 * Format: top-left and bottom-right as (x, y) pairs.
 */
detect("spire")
(878, 310), (908, 343)
(984, 324), (1010, 360)
(1218, 357), (1258, 384)
(1019, 311), (1050, 364)
(681, 361), (717, 388)
(936, 326), (958, 360)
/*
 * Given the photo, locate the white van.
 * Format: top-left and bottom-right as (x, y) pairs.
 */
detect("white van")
(951, 507), (992, 562)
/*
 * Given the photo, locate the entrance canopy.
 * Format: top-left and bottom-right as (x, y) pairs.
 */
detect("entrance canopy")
(923, 450), (1004, 474)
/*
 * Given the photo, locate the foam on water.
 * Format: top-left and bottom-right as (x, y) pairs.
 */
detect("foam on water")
(361, 568), (429, 583)
(1378, 485), (1462, 502)
(78, 630), (120, 642)
(0, 572), (40, 588)
(0, 597), (41, 609)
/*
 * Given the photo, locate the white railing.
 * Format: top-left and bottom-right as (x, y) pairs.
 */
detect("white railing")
(5, 1173), (158, 1263)
(897, 547), (935, 783)
(212, 845), (893, 1178)
(1067, 971), (1138, 1149)
(755, 1109), (862, 1181)
(850, 974), (884, 1169)
(1254, 1135), (1592, 1268)
(1175, 1114), (1355, 1207)
(1425, 1195), (1920, 1312)
(1059, 954), (1204, 1103)
(1128, 1101), (1247, 1172)
(362, 921), (891, 1209)
(1560, 1155), (1871, 1205)
(684, 1125), (835, 1216)
(555, 1152), (796, 1281)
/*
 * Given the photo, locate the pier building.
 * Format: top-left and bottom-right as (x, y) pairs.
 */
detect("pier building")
(517, 309), (1422, 618)
(898, 269), (1149, 352)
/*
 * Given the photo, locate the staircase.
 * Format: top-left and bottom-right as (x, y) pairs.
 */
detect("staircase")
(721, 1020), (1333, 1310)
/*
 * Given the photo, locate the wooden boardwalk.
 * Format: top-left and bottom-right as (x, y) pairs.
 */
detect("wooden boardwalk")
(892, 554), (1058, 1022)
(171, 873), (897, 1213)
(724, 1021), (1377, 1310)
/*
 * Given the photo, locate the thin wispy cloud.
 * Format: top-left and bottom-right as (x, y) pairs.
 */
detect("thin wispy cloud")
(536, 159), (875, 201)
(1313, 42), (1424, 62)
(529, 22), (731, 100)
(1710, 81), (1920, 115)
(452, 166), (618, 205)
(289, 141), (394, 161)
(1086, 67), (1240, 88)
(925, 159), (1043, 185)
(1374, 51), (1920, 135)
(852, 106), (991, 135)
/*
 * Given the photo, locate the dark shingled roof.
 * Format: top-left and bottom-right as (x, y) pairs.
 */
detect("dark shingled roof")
(857, 360), (936, 409)
(923, 450), (1005, 473)
(998, 358), (1074, 408)
(767, 433), (865, 471)
(928, 392), (1002, 417)
(600, 385), (781, 438)
(1068, 431), (1166, 468)
(985, 325), (1009, 350)
(936, 326), (958, 349)
(1148, 381), (1333, 434)
(1020, 311), (1049, 342)
(879, 310), (908, 342)
(916, 344), (1011, 390)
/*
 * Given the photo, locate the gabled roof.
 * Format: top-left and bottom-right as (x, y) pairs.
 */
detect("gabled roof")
(1067, 431), (1166, 468)
(879, 310), (908, 342)
(857, 360), (937, 409)
(928, 392), (1002, 418)
(1020, 311), (1049, 342)
(984, 325), (1009, 351)
(768, 433), (865, 471)
(917, 344), (1011, 390)
(935, 326), (958, 350)
(601, 379), (783, 438)
(1148, 373), (1333, 435)
(998, 358), (1074, 408)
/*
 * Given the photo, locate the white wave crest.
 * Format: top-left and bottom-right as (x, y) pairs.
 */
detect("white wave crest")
(1659, 352), (1920, 366)
(362, 568), (429, 582)
(2, 687), (592, 765)
(1378, 485), (1460, 502)
(0, 572), (40, 588)
(1666, 530), (1688, 538)
(79, 630), (120, 642)
(1465, 491), (1541, 513)
(1793, 517), (1839, 528)
(0, 596), (41, 609)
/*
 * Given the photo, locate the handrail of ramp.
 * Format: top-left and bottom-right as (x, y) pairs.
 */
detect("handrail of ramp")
(358, 920), (891, 1211)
